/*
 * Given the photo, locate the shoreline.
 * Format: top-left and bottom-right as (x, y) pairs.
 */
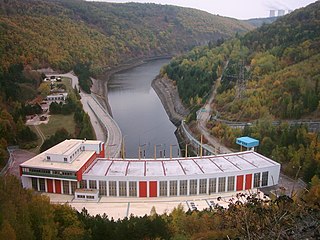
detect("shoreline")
(152, 76), (189, 126)
(93, 55), (173, 116)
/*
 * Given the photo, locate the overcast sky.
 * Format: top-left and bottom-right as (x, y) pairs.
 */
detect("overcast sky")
(88, 0), (316, 19)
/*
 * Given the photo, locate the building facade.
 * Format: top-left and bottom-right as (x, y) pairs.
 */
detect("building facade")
(21, 139), (281, 198)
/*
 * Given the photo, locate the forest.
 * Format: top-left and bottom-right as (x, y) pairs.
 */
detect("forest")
(0, 0), (252, 168)
(0, 0), (252, 75)
(0, 175), (319, 239)
(161, 2), (320, 182)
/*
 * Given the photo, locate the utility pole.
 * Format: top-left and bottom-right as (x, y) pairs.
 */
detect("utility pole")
(185, 144), (188, 158)
(200, 135), (203, 158)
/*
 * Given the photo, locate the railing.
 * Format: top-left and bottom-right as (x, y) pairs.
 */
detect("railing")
(180, 120), (215, 155)
(0, 146), (18, 176)
(88, 95), (122, 158)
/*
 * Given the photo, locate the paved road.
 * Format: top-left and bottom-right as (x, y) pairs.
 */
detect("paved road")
(48, 72), (122, 158)
(197, 77), (231, 154)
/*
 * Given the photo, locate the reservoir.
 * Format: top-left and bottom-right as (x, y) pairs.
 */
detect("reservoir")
(108, 59), (180, 158)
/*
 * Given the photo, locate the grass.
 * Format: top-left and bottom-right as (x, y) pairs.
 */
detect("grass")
(38, 114), (76, 138)
(61, 77), (73, 92)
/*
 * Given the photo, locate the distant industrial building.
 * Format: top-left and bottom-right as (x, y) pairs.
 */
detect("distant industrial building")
(269, 10), (276, 17)
(269, 9), (292, 17)
(20, 139), (280, 199)
(278, 9), (285, 16)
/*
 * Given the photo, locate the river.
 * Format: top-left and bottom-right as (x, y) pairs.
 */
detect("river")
(107, 59), (180, 158)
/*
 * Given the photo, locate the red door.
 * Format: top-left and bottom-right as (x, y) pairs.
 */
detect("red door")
(47, 179), (53, 193)
(245, 174), (252, 190)
(149, 181), (157, 197)
(236, 175), (244, 191)
(55, 180), (61, 194)
(139, 181), (147, 197)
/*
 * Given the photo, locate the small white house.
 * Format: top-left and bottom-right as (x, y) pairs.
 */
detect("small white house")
(46, 93), (68, 102)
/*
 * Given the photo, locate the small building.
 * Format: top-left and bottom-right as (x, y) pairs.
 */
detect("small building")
(236, 136), (259, 151)
(46, 93), (68, 102)
(75, 189), (99, 201)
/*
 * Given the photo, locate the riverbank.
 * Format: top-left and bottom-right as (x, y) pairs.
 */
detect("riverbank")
(152, 76), (189, 126)
(93, 55), (173, 116)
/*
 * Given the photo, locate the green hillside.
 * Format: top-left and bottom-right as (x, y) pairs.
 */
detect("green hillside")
(162, 1), (320, 121)
(0, 0), (253, 73)
(161, 2), (320, 181)
(0, 0), (253, 169)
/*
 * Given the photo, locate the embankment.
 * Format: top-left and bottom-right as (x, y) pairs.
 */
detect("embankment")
(152, 76), (189, 126)
(93, 55), (173, 116)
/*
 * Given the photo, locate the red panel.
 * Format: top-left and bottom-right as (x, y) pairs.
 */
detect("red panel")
(149, 181), (157, 197)
(97, 143), (105, 158)
(47, 179), (53, 193)
(236, 175), (244, 191)
(76, 152), (97, 181)
(139, 181), (147, 197)
(245, 174), (252, 190)
(55, 180), (61, 194)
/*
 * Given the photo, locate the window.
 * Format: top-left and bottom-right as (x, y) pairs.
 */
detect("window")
(89, 180), (97, 189)
(218, 177), (226, 192)
(253, 173), (261, 188)
(71, 181), (77, 194)
(39, 178), (45, 192)
(129, 181), (137, 197)
(64, 157), (67, 162)
(227, 176), (235, 191)
(99, 181), (107, 196)
(119, 181), (127, 197)
(262, 172), (268, 186)
(77, 195), (85, 199)
(189, 179), (197, 195)
(86, 195), (94, 199)
(199, 179), (207, 194)
(180, 180), (187, 195)
(31, 178), (38, 191)
(159, 181), (167, 196)
(63, 181), (70, 194)
(169, 181), (177, 196)
(80, 180), (87, 189)
(46, 156), (51, 161)
(209, 178), (216, 194)
(109, 181), (117, 196)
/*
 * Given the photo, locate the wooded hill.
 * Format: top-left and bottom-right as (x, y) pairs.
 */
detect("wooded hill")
(0, 0), (252, 168)
(162, 1), (320, 121)
(0, 0), (253, 73)
(161, 2), (320, 182)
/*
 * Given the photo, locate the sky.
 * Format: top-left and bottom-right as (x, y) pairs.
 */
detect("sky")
(87, 0), (317, 19)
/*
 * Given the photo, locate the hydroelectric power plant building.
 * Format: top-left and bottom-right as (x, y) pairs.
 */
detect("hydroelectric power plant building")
(20, 139), (280, 199)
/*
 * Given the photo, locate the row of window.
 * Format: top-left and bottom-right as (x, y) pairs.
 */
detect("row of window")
(31, 178), (77, 194)
(25, 168), (76, 177)
(76, 194), (95, 199)
(31, 172), (269, 196)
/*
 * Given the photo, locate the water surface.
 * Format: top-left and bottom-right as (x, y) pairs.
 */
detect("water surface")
(107, 59), (180, 158)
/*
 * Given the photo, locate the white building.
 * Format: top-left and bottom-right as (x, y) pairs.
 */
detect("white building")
(20, 139), (281, 198)
(46, 93), (68, 102)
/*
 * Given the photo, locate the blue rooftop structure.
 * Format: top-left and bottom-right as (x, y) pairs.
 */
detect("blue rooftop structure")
(236, 136), (259, 149)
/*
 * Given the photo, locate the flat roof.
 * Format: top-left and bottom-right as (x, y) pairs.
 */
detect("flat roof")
(84, 151), (280, 178)
(21, 150), (95, 172)
(21, 139), (101, 172)
(236, 136), (259, 147)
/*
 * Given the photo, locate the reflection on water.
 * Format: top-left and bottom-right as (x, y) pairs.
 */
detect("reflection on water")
(107, 59), (180, 158)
